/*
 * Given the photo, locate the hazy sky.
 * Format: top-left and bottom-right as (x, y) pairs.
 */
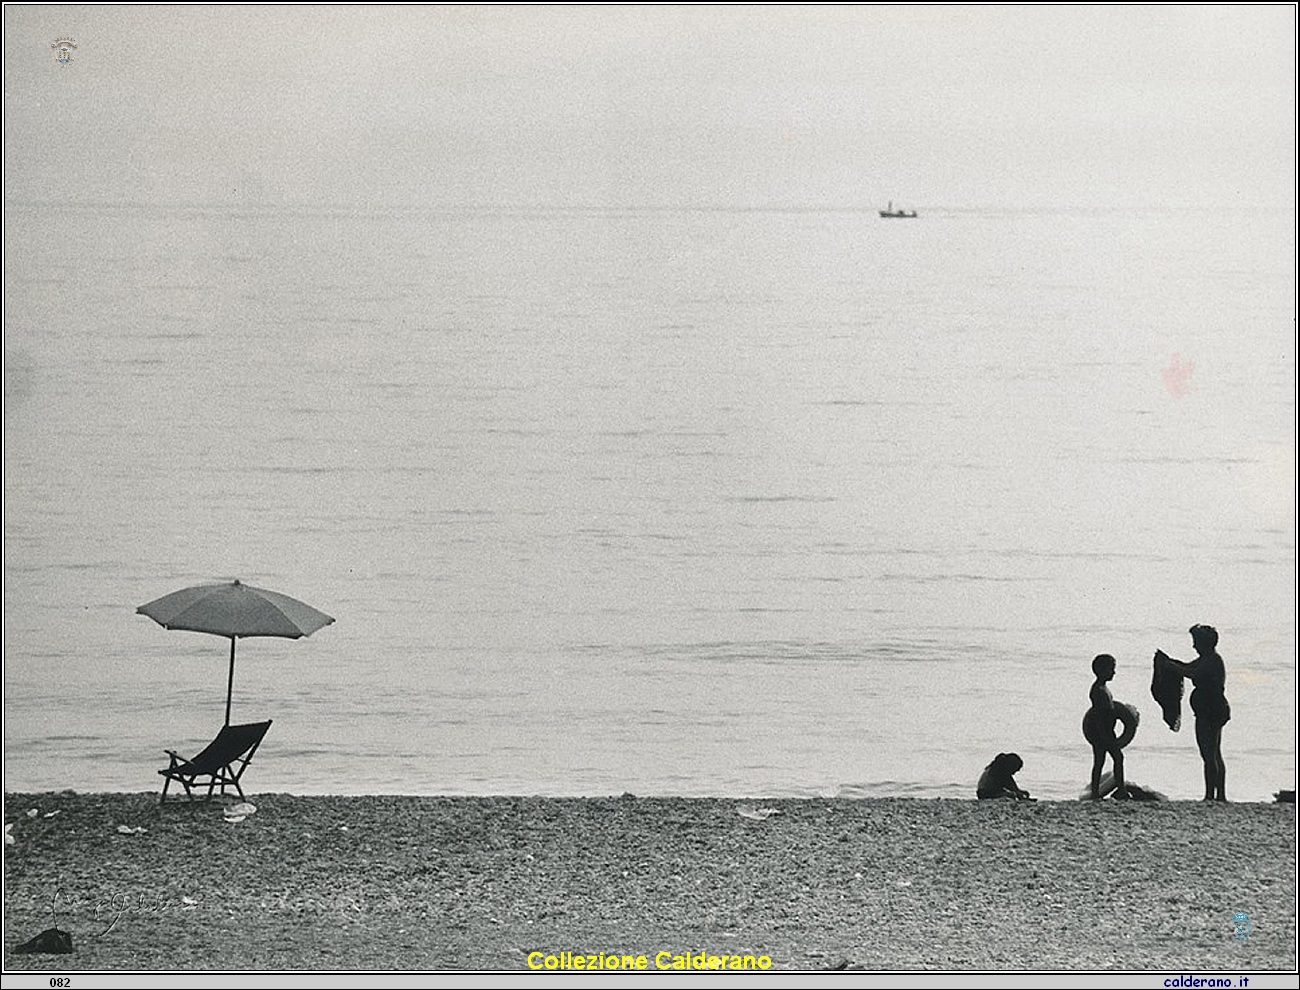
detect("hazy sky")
(4, 4), (1295, 208)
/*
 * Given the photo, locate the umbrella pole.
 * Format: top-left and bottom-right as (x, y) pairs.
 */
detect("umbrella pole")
(225, 637), (236, 726)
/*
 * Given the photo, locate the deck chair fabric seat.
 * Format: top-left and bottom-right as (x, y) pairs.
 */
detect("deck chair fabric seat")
(159, 720), (272, 804)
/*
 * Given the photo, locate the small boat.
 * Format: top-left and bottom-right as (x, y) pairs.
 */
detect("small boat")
(879, 201), (918, 219)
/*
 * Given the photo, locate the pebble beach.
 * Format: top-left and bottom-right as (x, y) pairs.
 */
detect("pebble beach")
(3, 792), (1295, 972)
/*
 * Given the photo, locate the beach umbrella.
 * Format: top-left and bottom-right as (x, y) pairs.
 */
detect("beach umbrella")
(137, 579), (334, 725)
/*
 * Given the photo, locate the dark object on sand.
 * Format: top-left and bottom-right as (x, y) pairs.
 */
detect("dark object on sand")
(137, 580), (333, 726)
(13, 927), (73, 954)
(1275, 790), (1295, 804)
(1121, 782), (1166, 801)
(1151, 651), (1184, 731)
(159, 719), (272, 804)
(1078, 772), (1165, 801)
(977, 753), (1034, 800)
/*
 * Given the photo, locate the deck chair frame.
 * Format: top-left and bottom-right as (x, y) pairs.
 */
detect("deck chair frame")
(159, 720), (272, 804)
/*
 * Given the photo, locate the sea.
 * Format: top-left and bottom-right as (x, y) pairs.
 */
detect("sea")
(3, 202), (1295, 801)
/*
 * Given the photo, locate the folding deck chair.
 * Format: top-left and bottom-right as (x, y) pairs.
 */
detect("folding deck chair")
(158, 720), (272, 804)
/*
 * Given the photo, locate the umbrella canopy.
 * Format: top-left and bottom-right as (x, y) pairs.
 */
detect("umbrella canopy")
(137, 579), (334, 724)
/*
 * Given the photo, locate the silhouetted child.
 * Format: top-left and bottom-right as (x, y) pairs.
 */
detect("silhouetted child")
(1083, 653), (1131, 799)
(976, 752), (1033, 800)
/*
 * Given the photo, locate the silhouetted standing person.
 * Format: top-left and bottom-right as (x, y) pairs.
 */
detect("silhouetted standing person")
(1083, 653), (1129, 800)
(1155, 624), (1229, 802)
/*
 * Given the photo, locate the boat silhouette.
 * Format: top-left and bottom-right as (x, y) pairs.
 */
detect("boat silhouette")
(879, 201), (918, 218)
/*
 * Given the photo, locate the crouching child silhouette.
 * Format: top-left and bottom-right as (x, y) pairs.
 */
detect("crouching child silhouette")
(977, 752), (1034, 800)
(1083, 653), (1139, 799)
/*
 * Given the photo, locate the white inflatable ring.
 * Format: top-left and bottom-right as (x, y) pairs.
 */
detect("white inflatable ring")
(1113, 701), (1139, 749)
(1082, 702), (1139, 749)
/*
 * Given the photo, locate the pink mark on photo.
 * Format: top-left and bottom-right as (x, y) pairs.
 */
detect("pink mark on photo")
(1162, 353), (1194, 398)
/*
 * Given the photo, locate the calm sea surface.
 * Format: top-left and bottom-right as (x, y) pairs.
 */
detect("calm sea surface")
(4, 204), (1295, 801)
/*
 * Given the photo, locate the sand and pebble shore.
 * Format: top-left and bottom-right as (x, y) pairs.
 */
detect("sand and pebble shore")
(4, 792), (1295, 972)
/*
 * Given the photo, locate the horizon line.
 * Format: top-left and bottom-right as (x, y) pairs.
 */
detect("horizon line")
(6, 199), (1297, 215)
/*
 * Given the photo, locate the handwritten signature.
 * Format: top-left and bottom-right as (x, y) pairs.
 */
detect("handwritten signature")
(51, 885), (175, 937)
